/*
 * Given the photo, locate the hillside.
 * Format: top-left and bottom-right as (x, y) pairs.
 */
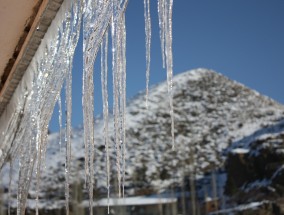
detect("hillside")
(1, 68), (284, 213)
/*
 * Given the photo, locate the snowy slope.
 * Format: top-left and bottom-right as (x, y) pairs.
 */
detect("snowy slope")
(225, 126), (284, 204)
(122, 68), (284, 188)
(1, 68), (284, 209)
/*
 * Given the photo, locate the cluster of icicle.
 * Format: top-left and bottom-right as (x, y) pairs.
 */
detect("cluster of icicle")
(5, 0), (174, 214)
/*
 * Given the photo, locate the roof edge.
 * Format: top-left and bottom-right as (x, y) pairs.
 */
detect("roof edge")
(0, 0), (64, 117)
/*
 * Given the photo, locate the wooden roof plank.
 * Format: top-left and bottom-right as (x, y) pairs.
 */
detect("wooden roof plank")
(0, 0), (64, 116)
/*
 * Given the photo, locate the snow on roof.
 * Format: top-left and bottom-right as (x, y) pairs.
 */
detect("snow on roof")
(204, 196), (213, 202)
(210, 201), (270, 214)
(231, 148), (249, 154)
(81, 196), (177, 207)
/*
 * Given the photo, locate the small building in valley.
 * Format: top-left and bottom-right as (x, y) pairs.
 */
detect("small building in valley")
(81, 196), (177, 215)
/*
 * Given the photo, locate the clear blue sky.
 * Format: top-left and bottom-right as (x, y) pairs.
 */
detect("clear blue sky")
(49, 0), (284, 132)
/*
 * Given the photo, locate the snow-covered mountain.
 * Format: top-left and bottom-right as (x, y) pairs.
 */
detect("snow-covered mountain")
(2, 68), (284, 212)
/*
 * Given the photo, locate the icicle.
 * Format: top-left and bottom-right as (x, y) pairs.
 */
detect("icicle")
(111, 0), (120, 198)
(65, 59), (72, 215)
(4, 0), (177, 214)
(157, 0), (166, 68)
(166, 0), (175, 150)
(35, 122), (41, 215)
(111, 30), (121, 198)
(111, 0), (128, 198)
(82, 0), (121, 211)
(8, 161), (13, 215)
(158, 0), (175, 149)
(35, 125), (50, 215)
(101, 30), (110, 213)
(57, 5), (75, 215)
(63, 1), (82, 214)
(83, 8), (96, 215)
(82, 53), (95, 215)
(82, 0), (115, 212)
(15, 0), (82, 214)
(121, 14), (127, 199)
(58, 95), (62, 152)
(17, 124), (38, 215)
(144, 0), (151, 109)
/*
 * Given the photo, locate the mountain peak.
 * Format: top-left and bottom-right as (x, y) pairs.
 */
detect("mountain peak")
(124, 68), (284, 182)
(2, 68), (284, 211)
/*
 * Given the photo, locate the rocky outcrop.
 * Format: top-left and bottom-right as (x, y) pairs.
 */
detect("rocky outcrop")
(225, 130), (284, 205)
(213, 201), (282, 215)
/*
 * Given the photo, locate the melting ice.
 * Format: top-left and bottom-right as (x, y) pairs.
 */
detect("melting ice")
(0, 0), (175, 214)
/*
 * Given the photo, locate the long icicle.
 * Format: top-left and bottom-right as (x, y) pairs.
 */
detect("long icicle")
(158, 0), (166, 68)
(100, 30), (110, 213)
(112, 34), (121, 198)
(65, 59), (72, 215)
(65, 1), (82, 214)
(17, 119), (38, 215)
(144, 0), (151, 109)
(111, 0), (128, 197)
(82, 0), (118, 212)
(82, 51), (95, 215)
(34, 50), (47, 215)
(8, 160), (13, 215)
(9, 0), (176, 214)
(35, 119), (42, 215)
(166, 0), (175, 150)
(34, 1), (73, 214)
(14, 0), (81, 214)
(158, 0), (174, 149)
(120, 13), (127, 198)
(58, 95), (63, 152)
(111, 0), (121, 198)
